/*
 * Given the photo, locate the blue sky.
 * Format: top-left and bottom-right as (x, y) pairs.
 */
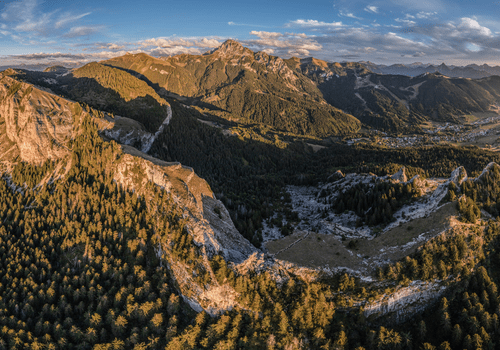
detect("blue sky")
(1, 0), (500, 67)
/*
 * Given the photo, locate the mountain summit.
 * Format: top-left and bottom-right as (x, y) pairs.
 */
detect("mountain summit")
(208, 39), (253, 57)
(103, 41), (360, 136)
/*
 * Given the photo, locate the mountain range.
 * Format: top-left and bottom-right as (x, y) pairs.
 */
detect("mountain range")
(7, 40), (500, 136)
(360, 61), (500, 79)
(3, 40), (500, 349)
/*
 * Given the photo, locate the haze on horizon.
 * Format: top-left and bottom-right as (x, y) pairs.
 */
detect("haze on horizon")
(1, 0), (500, 68)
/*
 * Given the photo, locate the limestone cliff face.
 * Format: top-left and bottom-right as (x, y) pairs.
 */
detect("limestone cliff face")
(111, 148), (257, 262)
(363, 281), (447, 324)
(106, 148), (258, 315)
(110, 148), (258, 316)
(0, 76), (257, 315)
(0, 75), (76, 163)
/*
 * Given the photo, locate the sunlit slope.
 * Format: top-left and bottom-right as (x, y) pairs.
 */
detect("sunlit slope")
(292, 56), (500, 132)
(67, 62), (171, 132)
(0, 73), (82, 163)
(104, 40), (361, 137)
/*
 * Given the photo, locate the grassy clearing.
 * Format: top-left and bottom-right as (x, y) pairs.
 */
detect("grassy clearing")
(265, 202), (458, 273)
(357, 202), (457, 258)
(266, 231), (363, 269)
(306, 143), (326, 153)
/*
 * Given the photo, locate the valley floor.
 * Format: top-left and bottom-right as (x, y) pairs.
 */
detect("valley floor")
(265, 202), (457, 278)
(347, 109), (500, 150)
(263, 167), (467, 279)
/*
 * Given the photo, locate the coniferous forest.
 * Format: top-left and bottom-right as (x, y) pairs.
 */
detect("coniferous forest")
(5, 39), (500, 350)
(1, 111), (500, 349)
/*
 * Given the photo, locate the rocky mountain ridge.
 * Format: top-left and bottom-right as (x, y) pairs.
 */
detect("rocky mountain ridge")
(102, 40), (361, 137)
(10, 40), (500, 136)
(294, 56), (500, 131)
(361, 61), (500, 78)
(0, 73), (263, 316)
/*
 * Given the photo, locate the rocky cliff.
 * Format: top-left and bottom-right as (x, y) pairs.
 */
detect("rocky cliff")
(0, 75), (75, 163)
(363, 281), (448, 324)
(0, 75), (258, 315)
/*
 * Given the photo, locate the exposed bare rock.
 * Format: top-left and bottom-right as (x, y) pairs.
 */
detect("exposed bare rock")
(391, 166), (407, 182)
(408, 174), (424, 187)
(100, 103), (172, 153)
(111, 150), (257, 263)
(474, 162), (498, 182)
(364, 280), (448, 324)
(100, 120), (258, 317)
(0, 76), (77, 163)
(450, 165), (468, 185)
(0, 76), (258, 316)
(208, 39), (253, 58)
(202, 195), (258, 262)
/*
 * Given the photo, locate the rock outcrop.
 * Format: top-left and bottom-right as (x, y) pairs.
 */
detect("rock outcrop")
(0, 76), (76, 163)
(0, 76), (257, 316)
(391, 166), (407, 182)
(364, 281), (448, 324)
(474, 162), (498, 182)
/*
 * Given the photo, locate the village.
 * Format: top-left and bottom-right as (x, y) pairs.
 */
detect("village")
(347, 113), (500, 150)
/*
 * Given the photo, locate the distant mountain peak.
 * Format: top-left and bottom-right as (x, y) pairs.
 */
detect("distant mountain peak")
(220, 39), (242, 48)
(208, 39), (252, 57)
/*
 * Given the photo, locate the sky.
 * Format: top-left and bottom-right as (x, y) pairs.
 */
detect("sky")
(1, 0), (500, 67)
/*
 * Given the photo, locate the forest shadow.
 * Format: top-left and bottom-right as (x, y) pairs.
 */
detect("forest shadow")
(101, 64), (230, 115)
(11, 68), (171, 133)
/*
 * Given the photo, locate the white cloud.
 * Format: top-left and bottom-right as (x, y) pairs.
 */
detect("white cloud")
(55, 12), (91, 29)
(249, 31), (283, 39)
(227, 21), (267, 28)
(149, 46), (202, 56)
(64, 26), (102, 38)
(138, 37), (222, 49)
(457, 17), (492, 37)
(13, 10), (55, 33)
(288, 48), (311, 56)
(5, 49), (144, 63)
(416, 11), (437, 19)
(0, 0), (100, 40)
(197, 38), (222, 48)
(364, 6), (379, 14)
(339, 11), (362, 20)
(395, 18), (416, 26)
(1, 0), (38, 22)
(299, 15), (500, 64)
(243, 31), (322, 57)
(95, 43), (126, 50)
(286, 19), (343, 28)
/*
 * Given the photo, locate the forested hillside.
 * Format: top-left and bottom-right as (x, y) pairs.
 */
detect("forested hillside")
(103, 41), (361, 137)
(4, 125), (500, 349)
(5, 39), (500, 350)
(293, 57), (500, 132)
(149, 102), (500, 245)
